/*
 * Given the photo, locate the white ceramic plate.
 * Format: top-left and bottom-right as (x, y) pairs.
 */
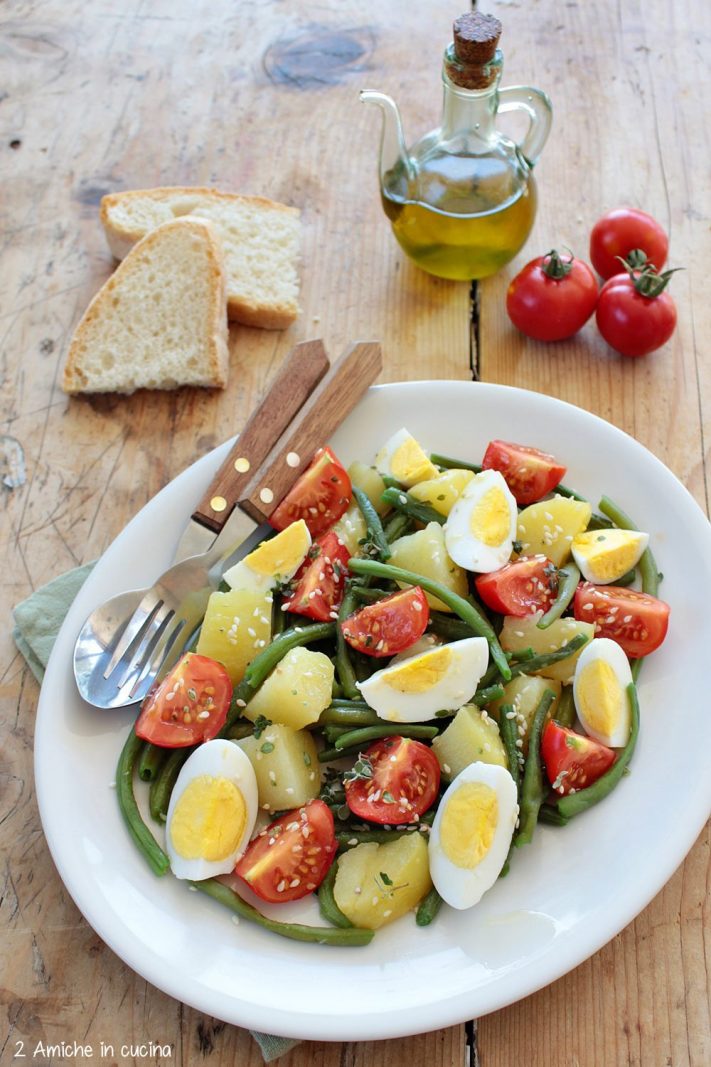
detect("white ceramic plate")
(36, 382), (711, 1041)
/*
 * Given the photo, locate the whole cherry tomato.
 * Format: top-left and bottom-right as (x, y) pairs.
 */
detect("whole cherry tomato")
(589, 207), (669, 279)
(506, 250), (598, 342)
(595, 265), (678, 358)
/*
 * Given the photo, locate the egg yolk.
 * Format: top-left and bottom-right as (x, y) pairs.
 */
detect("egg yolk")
(573, 530), (645, 582)
(390, 437), (438, 486)
(244, 520), (310, 577)
(577, 660), (624, 738)
(383, 646), (454, 694)
(440, 782), (498, 869)
(170, 775), (247, 861)
(469, 487), (511, 547)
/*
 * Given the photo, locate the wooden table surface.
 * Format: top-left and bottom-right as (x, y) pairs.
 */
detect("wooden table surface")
(2, 0), (709, 1064)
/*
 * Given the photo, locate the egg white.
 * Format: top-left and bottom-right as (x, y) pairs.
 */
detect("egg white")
(358, 636), (489, 723)
(165, 739), (258, 881)
(571, 528), (650, 585)
(573, 637), (633, 747)
(429, 761), (518, 910)
(444, 470), (518, 573)
(374, 427), (438, 487)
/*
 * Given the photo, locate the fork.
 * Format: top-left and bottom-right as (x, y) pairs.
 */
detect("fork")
(75, 340), (382, 708)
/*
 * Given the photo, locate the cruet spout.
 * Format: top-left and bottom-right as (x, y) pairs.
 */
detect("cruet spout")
(360, 90), (416, 189)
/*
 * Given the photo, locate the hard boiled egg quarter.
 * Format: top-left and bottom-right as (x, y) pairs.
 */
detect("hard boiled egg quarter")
(429, 762), (518, 910)
(444, 470), (518, 573)
(571, 528), (649, 584)
(374, 428), (439, 488)
(165, 739), (258, 880)
(223, 519), (311, 595)
(358, 636), (489, 723)
(573, 637), (632, 747)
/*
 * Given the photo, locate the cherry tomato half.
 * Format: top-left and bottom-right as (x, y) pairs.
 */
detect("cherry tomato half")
(282, 529), (351, 622)
(135, 653), (232, 747)
(596, 271), (677, 358)
(506, 250), (598, 342)
(573, 582), (670, 658)
(341, 587), (430, 657)
(589, 207), (668, 279)
(234, 799), (337, 903)
(542, 720), (617, 796)
(345, 736), (441, 825)
(270, 447), (351, 538)
(475, 555), (558, 617)
(482, 440), (567, 505)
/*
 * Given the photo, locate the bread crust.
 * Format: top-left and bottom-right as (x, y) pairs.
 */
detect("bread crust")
(62, 216), (229, 395)
(100, 187), (301, 328)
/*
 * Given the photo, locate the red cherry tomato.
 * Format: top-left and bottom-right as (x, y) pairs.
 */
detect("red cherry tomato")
(135, 653), (231, 747)
(345, 737), (441, 825)
(270, 447), (351, 538)
(542, 721), (617, 796)
(282, 529), (351, 622)
(475, 555), (558, 617)
(589, 207), (668, 279)
(341, 586), (430, 657)
(573, 582), (670, 658)
(596, 271), (677, 358)
(234, 800), (337, 903)
(506, 250), (598, 342)
(482, 440), (567, 505)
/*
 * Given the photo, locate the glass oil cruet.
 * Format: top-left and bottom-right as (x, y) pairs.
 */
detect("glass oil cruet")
(361, 11), (552, 281)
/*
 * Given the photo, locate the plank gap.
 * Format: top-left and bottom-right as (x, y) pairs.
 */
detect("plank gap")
(465, 1018), (479, 1067)
(470, 282), (480, 382)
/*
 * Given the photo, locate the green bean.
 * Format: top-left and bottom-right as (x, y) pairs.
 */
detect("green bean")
(350, 585), (394, 603)
(116, 730), (170, 876)
(514, 688), (556, 847)
(334, 724), (439, 750)
(137, 741), (167, 783)
(498, 703), (522, 792)
(271, 595), (287, 637)
(615, 567), (637, 587)
(335, 589), (361, 699)
(330, 697), (372, 710)
(479, 647), (536, 689)
(319, 743), (364, 763)
(381, 475), (404, 491)
(429, 452), (482, 474)
(336, 826), (430, 847)
(317, 862), (353, 928)
(193, 877), (374, 946)
(538, 805), (570, 827)
(586, 512), (616, 531)
(352, 486), (392, 560)
(380, 486), (446, 526)
(416, 886), (443, 927)
(349, 558), (511, 681)
(149, 747), (190, 824)
(323, 724), (354, 744)
(554, 685), (576, 728)
(225, 720), (255, 741)
(428, 611), (476, 641)
(471, 683), (505, 707)
(598, 496), (661, 596)
(537, 563), (581, 629)
(383, 511), (414, 543)
(318, 705), (381, 727)
(507, 634), (589, 681)
(552, 483), (588, 502)
(556, 682), (640, 818)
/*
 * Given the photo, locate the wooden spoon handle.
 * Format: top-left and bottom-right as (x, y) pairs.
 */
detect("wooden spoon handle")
(192, 339), (330, 533)
(238, 340), (382, 523)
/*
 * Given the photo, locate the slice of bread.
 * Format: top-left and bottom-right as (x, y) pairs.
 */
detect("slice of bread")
(100, 187), (302, 330)
(62, 216), (229, 395)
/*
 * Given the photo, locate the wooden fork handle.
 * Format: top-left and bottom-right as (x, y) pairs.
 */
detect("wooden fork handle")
(192, 339), (330, 533)
(238, 340), (382, 524)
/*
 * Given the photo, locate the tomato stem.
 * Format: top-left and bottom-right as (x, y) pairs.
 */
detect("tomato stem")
(541, 248), (574, 280)
(616, 257), (683, 298)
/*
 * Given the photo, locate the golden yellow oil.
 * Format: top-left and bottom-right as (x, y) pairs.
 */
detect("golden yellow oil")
(382, 154), (537, 281)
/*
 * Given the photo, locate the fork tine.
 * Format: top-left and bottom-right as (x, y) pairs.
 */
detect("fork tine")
(127, 615), (189, 701)
(114, 603), (174, 690)
(102, 596), (164, 680)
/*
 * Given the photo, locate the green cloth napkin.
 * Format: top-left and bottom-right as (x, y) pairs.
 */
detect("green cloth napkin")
(12, 563), (301, 1064)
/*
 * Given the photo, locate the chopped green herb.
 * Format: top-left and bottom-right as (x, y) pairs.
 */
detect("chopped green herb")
(260, 742), (275, 754)
(252, 715), (272, 739)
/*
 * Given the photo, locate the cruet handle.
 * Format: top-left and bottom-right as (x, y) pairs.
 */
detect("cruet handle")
(496, 85), (553, 166)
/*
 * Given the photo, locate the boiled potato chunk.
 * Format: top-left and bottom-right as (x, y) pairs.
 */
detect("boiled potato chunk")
(499, 614), (594, 684)
(408, 468), (475, 517)
(348, 461), (388, 516)
(517, 497), (592, 567)
(242, 647), (334, 730)
(196, 587), (272, 684)
(334, 832), (432, 930)
(237, 725), (320, 812)
(488, 674), (562, 752)
(389, 522), (468, 612)
(332, 500), (367, 556)
(432, 705), (508, 780)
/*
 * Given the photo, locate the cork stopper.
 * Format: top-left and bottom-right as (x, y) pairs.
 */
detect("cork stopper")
(445, 12), (503, 90)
